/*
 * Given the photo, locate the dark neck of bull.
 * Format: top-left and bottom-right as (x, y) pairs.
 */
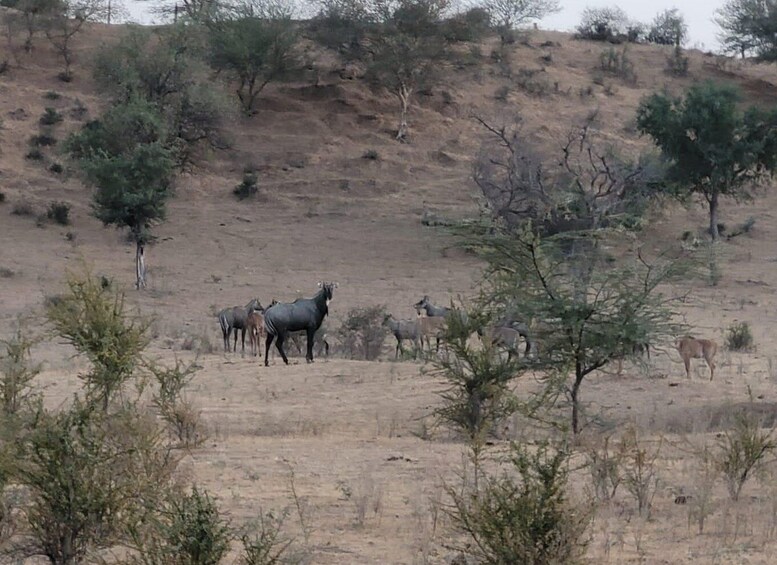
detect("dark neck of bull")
(313, 289), (329, 318)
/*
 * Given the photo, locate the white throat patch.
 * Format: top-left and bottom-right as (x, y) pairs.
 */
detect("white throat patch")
(326, 298), (331, 307)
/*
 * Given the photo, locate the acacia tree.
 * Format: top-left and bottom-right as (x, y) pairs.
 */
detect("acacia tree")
(484, 0), (560, 44)
(208, 0), (299, 114)
(43, 0), (110, 79)
(468, 225), (686, 434)
(637, 82), (777, 241)
(66, 99), (175, 289)
(366, 0), (448, 140)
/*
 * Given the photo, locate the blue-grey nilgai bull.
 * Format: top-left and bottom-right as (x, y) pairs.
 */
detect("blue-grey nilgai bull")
(218, 298), (263, 353)
(263, 282), (337, 366)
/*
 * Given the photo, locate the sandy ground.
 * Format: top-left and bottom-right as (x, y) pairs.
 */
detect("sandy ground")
(5, 15), (777, 563)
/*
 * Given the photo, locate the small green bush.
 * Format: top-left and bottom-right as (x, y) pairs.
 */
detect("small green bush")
(362, 149), (379, 160)
(717, 410), (775, 500)
(25, 148), (44, 161)
(30, 134), (57, 147)
(726, 321), (754, 352)
(665, 46), (689, 76)
(43, 91), (61, 100)
(39, 107), (63, 126)
(599, 46), (637, 84)
(450, 442), (592, 564)
(0, 192), (5, 203)
(233, 170), (258, 200)
(49, 162), (64, 174)
(46, 201), (71, 225)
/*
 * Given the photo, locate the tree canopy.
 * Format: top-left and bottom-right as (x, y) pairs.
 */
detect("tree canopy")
(637, 82), (777, 241)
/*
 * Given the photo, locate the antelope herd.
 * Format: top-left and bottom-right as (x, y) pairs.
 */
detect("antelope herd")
(217, 289), (720, 380)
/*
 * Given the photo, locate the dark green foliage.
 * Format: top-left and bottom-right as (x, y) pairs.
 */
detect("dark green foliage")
(92, 25), (226, 165)
(441, 7), (492, 42)
(665, 46), (689, 76)
(715, 0), (777, 59)
(46, 201), (70, 225)
(49, 162), (64, 174)
(30, 134), (57, 147)
(207, 0), (300, 114)
(647, 8), (687, 46)
(43, 90), (61, 100)
(0, 192), (5, 203)
(726, 321), (754, 351)
(65, 98), (166, 160)
(40, 107), (63, 126)
(25, 148), (44, 160)
(450, 442), (592, 564)
(66, 98), (174, 247)
(361, 149), (379, 160)
(335, 305), (388, 360)
(637, 82), (777, 240)
(233, 170), (258, 199)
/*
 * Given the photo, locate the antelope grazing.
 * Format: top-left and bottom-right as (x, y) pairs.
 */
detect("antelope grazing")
(482, 324), (522, 360)
(246, 309), (266, 358)
(676, 336), (718, 381)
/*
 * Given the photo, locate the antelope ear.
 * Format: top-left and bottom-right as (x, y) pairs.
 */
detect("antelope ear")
(333, 282), (339, 288)
(317, 281), (323, 288)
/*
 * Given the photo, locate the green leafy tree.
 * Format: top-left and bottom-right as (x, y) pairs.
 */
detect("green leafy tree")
(637, 82), (777, 241)
(464, 225), (686, 434)
(92, 25), (228, 167)
(66, 100), (175, 289)
(715, 0), (777, 59)
(647, 8), (687, 46)
(207, 0), (300, 114)
(365, 0), (448, 140)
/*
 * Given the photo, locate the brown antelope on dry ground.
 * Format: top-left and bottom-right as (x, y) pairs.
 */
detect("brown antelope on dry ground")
(675, 336), (718, 381)
(246, 310), (266, 359)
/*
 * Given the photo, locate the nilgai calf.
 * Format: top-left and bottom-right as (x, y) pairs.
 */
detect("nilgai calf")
(676, 336), (718, 381)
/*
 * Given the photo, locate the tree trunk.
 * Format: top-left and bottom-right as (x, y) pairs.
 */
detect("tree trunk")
(135, 241), (147, 290)
(396, 83), (411, 141)
(571, 365), (584, 435)
(708, 191), (720, 242)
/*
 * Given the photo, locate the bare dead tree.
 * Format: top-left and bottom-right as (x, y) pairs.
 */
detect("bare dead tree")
(474, 112), (660, 236)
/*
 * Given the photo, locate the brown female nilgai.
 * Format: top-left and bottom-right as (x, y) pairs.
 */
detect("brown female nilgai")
(218, 298), (262, 354)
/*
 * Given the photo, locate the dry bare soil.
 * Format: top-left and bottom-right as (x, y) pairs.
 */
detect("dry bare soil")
(4, 14), (777, 563)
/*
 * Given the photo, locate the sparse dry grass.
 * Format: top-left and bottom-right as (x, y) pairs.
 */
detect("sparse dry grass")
(4, 15), (777, 563)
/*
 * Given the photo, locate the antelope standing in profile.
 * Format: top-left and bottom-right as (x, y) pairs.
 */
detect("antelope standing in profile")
(676, 336), (718, 381)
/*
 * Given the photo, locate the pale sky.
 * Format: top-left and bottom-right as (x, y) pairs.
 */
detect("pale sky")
(122, 0), (727, 52)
